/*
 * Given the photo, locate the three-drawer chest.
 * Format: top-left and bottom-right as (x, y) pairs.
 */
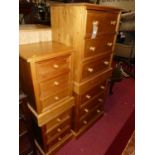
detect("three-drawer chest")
(51, 3), (121, 136)
(19, 41), (75, 154)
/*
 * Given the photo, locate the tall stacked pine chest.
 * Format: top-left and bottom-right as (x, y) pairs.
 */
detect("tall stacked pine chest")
(51, 3), (121, 136)
(19, 41), (75, 154)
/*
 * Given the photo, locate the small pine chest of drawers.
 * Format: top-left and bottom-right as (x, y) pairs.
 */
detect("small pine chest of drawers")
(51, 3), (121, 135)
(19, 41), (75, 154)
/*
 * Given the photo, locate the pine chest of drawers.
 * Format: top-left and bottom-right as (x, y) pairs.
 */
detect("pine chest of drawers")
(51, 3), (121, 135)
(19, 41), (75, 154)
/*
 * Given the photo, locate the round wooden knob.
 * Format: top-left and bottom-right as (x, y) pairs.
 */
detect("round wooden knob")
(57, 128), (62, 132)
(97, 109), (101, 113)
(88, 68), (94, 73)
(58, 137), (62, 141)
(110, 21), (116, 25)
(104, 61), (109, 65)
(57, 118), (61, 122)
(89, 46), (96, 51)
(53, 64), (59, 68)
(84, 108), (89, 113)
(93, 21), (99, 25)
(54, 96), (59, 100)
(100, 85), (105, 90)
(83, 120), (87, 125)
(98, 98), (103, 102)
(107, 42), (113, 47)
(54, 81), (59, 86)
(85, 94), (91, 99)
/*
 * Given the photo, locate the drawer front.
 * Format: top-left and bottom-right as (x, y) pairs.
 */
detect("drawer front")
(79, 104), (103, 129)
(39, 73), (69, 99)
(80, 93), (105, 117)
(36, 56), (70, 82)
(45, 109), (72, 130)
(74, 69), (112, 95)
(47, 127), (71, 150)
(46, 118), (71, 143)
(84, 34), (115, 59)
(85, 10), (118, 39)
(41, 89), (69, 111)
(82, 54), (111, 80)
(80, 80), (106, 104)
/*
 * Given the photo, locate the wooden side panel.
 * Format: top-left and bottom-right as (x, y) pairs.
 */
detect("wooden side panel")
(19, 58), (37, 110)
(51, 6), (86, 82)
(110, 11), (122, 67)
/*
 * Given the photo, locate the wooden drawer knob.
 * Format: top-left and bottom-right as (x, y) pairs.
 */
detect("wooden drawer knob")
(100, 85), (105, 90)
(57, 118), (61, 122)
(89, 46), (96, 51)
(57, 128), (62, 132)
(83, 120), (87, 125)
(54, 81), (59, 86)
(107, 42), (113, 47)
(88, 67), (94, 73)
(96, 109), (101, 113)
(85, 94), (91, 99)
(84, 108), (89, 113)
(98, 98), (103, 102)
(93, 21), (99, 25)
(53, 64), (59, 68)
(104, 61), (109, 65)
(58, 137), (62, 141)
(54, 96), (59, 100)
(110, 21), (116, 25)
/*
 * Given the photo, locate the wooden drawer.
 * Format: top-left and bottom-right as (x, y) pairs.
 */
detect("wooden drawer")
(85, 10), (118, 39)
(45, 108), (72, 130)
(36, 56), (70, 82)
(80, 93), (105, 117)
(84, 34), (115, 59)
(39, 73), (69, 99)
(41, 88), (70, 112)
(79, 104), (103, 129)
(82, 53), (111, 81)
(80, 80), (106, 104)
(47, 127), (71, 150)
(28, 97), (74, 127)
(46, 118), (71, 143)
(74, 69), (112, 95)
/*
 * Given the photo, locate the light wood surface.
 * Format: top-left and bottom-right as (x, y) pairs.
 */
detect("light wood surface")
(51, 3), (122, 12)
(51, 3), (121, 134)
(19, 25), (52, 45)
(19, 41), (74, 62)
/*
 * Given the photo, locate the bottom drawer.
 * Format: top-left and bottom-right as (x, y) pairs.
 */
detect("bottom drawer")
(47, 127), (71, 150)
(46, 118), (71, 143)
(35, 131), (73, 155)
(79, 104), (103, 129)
(80, 93), (105, 117)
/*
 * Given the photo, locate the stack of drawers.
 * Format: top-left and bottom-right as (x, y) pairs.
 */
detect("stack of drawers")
(51, 3), (121, 135)
(19, 41), (75, 154)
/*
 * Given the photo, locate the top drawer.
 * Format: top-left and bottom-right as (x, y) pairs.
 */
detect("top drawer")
(36, 55), (70, 82)
(85, 10), (118, 39)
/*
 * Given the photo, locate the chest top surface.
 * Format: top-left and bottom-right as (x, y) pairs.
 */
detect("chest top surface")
(51, 3), (122, 13)
(19, 41), (74, 62)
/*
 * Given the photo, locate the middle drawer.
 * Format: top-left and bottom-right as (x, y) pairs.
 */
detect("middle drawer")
(81, 53), (111, 81)
(39, 73), (69, 99)
(84, 34), (115, 59)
